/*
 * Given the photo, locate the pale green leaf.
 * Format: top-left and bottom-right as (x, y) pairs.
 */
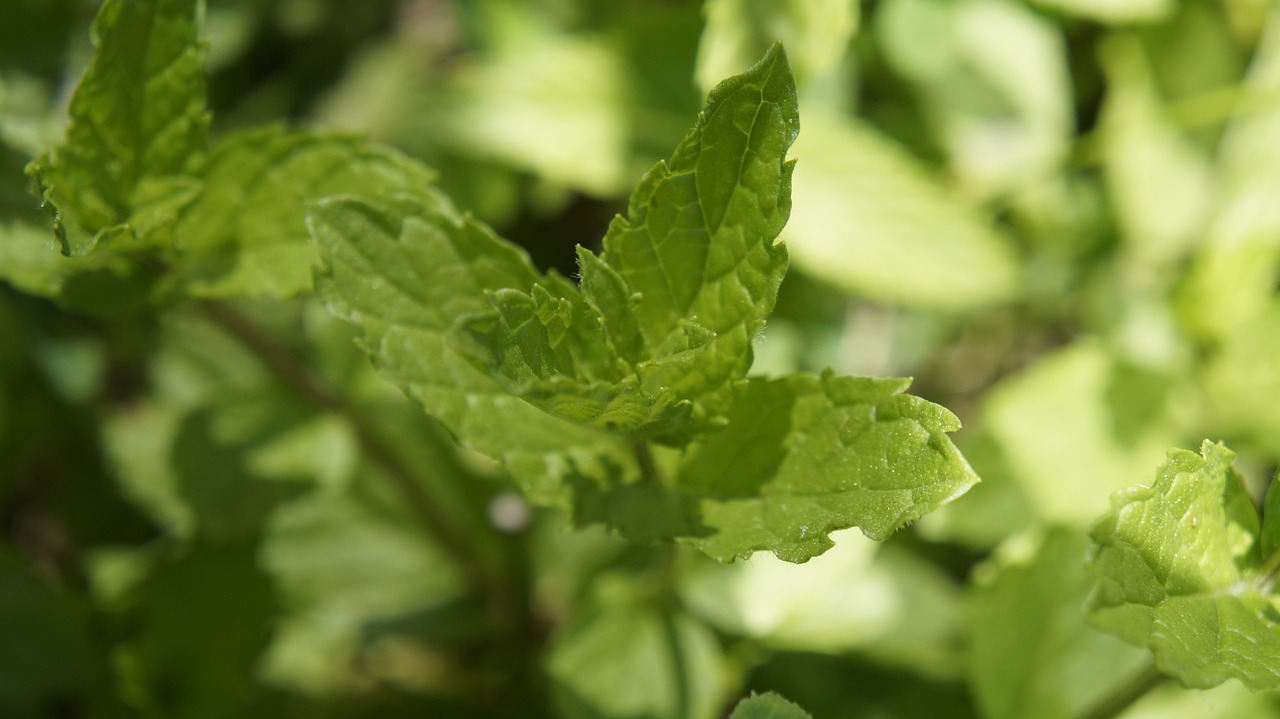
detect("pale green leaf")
(1179, 8), (1280, 342)
(876, 0), (1073, 196)
(432, 33), (633, 195)
(30, 0), (208, 255)
(728, 692), (813, 719)
(576, 372), (978, 562)
(1097, 34), (1212, 264)
(588, 42), (795, 422)
(979, 341), (1183, 527)
(969, 527), (1148, 719)
(1086, 441), (1280, 690)
(696, 0), (858, 109)
(1028, 0), (1174, 23)
(682, 529), (964, 674)
(782, 113), (1018, 309)
(547, 578), (728, 719)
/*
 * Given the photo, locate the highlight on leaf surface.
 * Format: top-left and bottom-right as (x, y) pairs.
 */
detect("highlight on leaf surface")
(1085, 440), (1280, 690)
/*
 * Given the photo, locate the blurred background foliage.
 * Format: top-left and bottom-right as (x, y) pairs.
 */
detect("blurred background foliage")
(5, 0), (1280, 717)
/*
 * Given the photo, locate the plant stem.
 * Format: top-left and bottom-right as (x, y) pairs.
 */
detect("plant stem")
(1078, 661), (1168, 719)
(635, 441), (665, 486)
(199, 299), (510, 606)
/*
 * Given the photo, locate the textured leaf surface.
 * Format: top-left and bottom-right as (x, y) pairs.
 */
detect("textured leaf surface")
(588, 43), (794, 422)
(308, 193), (633, 506)
(728, 692), (813, 719)
(30, 0), (207, 255)
(1086, 441), (1280, 690)
(576, 372), (978, 562)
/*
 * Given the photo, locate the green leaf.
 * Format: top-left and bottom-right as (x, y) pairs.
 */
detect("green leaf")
(547, 577), (728, 719)
(308, 192), (633, 507)
(781, 113), (1018, 309)
(169, 126), (438, 299)
(1086, 441), (1280, 690)
(587, 42), (795, 422)
(113, 542), (278, 718)
(969, 527), (1148, 719)
(696, 0), (859, 109)
(681, 529), (964, 673)
(0, 545), (112, 715)
(728, 692), (813, 719)
(978, 341), (1183, 527)
(29, 0), (208, 256)
(576, 372), (978, 562)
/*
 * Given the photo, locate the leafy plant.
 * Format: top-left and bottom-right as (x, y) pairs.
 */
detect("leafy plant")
(6, 0), (1280, 718)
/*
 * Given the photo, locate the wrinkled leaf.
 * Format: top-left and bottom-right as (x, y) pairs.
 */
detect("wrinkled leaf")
(1086, 441), (1280, 690)
(578, 372), (978, 562)
(29, 0), (208, 255)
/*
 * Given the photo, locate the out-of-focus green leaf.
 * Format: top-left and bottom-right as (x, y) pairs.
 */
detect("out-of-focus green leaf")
(876, 0), (1073, 196)
(168, 126), (437, 299)
(1179, 8), (1280, 342)
(782, 113), (1019, 309)
(29, 0), (208, 256)
(1086, 441), (1280, 690)
(258, 486), (467, 694)
(728, 692), (813, 719)
(547, 577), (728, 719)
(113, 542), (278, 718)
(969, 527), (1148, 719)
(1122, 681), (1280, 719)
(1028, 0), (1174, 23)
(696, 0), (857, 108)
(0, 545), (112, 716)
(431, 34), (632, 195)
(682, 529), (963, 674)
(1097, 34), (1211, 264)
(0, 216), (163, 315)
(1201, 305), (1280, 456)
(578, 372), (977, 562)
(979, 341), (1183, 527)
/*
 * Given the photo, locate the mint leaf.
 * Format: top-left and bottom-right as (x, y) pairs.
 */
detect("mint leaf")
(728, 693), (813, 719)
(577, 373), (979, 562)
(585, 42), (795, 422)
(307, 192), (634, 506)
(1086, 441), (1280, 690)
(169, 126), (437, 299)
(309, 47), (975, 562)
(458, 45), (797, 438)
(30, 0), (208, 256)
